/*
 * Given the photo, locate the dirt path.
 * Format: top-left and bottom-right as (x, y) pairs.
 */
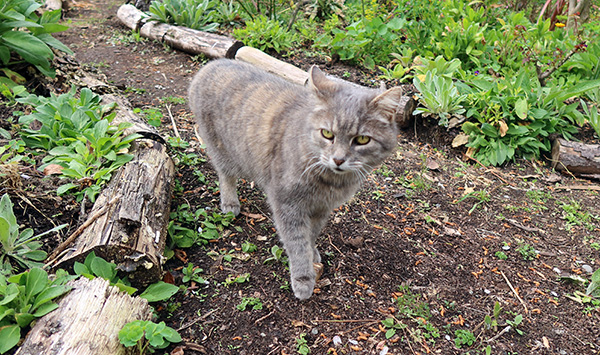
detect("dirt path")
(42, 0), (600, 354)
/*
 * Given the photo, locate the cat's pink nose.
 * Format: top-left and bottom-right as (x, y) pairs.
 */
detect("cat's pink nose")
(333, 158), (345, 166)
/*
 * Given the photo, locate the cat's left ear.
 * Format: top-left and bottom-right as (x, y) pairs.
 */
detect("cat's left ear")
(308, 65), (338, 98)
(369, 87), (404, 122)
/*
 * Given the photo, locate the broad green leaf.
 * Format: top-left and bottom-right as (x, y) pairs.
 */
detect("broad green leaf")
(515, 98), (528, 119)
(56, 183), (79, 195)
(32, 285), (71, 310)
(139, 281), (179, 302)
(25, 268), (48, 299)
(0, 324), (21, 354)
(15, 312), (35, 327)
(31, 301), (59, 317)
(1, 31), (53, 67)
(0, 283), (19, 306)
(73, 261), (91, 276)
(90, 257), (116, 281)
(0, 217), (11, 246)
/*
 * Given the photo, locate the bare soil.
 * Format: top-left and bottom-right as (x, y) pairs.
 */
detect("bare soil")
(3, 0), (600, 354)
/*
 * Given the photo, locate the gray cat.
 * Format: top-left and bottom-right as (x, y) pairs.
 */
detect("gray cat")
(189, 59), (403, 300)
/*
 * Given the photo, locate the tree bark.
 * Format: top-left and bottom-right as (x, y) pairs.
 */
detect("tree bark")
(16, 277), (152, 355)
(49, 95), (175, 287)
(551, 138), (600, 179)
(117, 4), (241, 58)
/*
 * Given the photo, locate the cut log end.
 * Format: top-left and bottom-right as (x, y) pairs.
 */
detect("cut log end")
(551, 138), (600, 179)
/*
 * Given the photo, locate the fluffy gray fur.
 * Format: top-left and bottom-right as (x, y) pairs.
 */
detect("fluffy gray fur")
(189, 59), (404, 300)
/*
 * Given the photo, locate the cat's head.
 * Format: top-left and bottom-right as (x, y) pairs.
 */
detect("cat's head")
(304, 66), (403, 179)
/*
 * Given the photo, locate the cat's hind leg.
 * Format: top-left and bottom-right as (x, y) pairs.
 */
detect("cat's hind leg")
(217, 173), (240, 216)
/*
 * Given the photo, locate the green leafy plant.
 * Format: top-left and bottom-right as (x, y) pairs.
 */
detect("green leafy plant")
(381, 317), (407, 339)
(233, 16), (298, 53)
(138, 281), (180, 302)
(484, 302), (502, 332)
(0, 193), (67, 274)
(506, 314), (525, 335)
(236, 296), (262, 311)
(454, 328), (476, 348)
(413, 69), (466, 127)
(167, 204), (234, 248)
(181, 263), (206, 284)
(494, 251), (508, 260)
(0, 139), (35, 165)
(73, 252), (137, 295)
(224, 272), (250, 286)
(454, 190), (490, 214)
(148, 0), (219, 31)
(118, 320), (182, 354)
(586, 268), (600, 297)
(516, 243), (538, 261)
(17, 87), (141, 202)
(0, 268), (73, 354)
(133, 107), (163, 127)
(264, 244), (287, 264)
(0, 0), (73, 78)
(296, 332), (311, 354)
(241, 241), (257, 253)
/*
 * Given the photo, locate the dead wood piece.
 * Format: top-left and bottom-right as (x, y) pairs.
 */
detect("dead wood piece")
(43, 0), (62, 11)
(116, 4), (148, 32)
(235, 46), (309, 85)
(117, 4), (240, 58)
(53, 96), (174, 286)
(551, 138), (600, 179)
(16, 277), (151, 355)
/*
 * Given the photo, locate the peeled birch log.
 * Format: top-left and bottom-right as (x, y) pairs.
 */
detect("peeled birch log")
(551, 138), (600, 179)
(49, 95), (175, 286)
(16, 277), (152, 355)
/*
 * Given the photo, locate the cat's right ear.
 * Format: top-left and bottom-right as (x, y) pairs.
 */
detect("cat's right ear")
(308, 65), (337, 99)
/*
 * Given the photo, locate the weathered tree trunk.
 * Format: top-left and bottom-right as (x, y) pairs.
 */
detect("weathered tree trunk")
(16, 277), (152, 355)
(551, 138), (600, 179)
(48, 95), (175, 286)
(567, 0), (591, 31)
(117, 4), (241, 58)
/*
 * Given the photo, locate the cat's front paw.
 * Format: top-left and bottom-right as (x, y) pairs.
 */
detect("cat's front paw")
(220, 201), (240, 216)
(291, 274), (316, 300)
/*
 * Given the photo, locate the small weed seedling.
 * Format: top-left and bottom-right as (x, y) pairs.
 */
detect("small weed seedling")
(236, 297), (263, 311)
(516, 243), (538, 261)
(133, 107), (163, 127)
(455, 189), (490, 214)
(454, 329), (476, 348)
(296, 333), (311, 354)
(241, 241), (257, 253)
(264, 245), (288, 265)
(224, 273), (250, 286)
(182, 263), (206, 284)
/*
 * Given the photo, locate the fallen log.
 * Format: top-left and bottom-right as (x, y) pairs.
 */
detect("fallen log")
(551, 138), (600, 179)
(117, 4), (241, 58)
(16, 277), (152, 355)
(115, 4), (416, 126)
(47, 94), (175, 286)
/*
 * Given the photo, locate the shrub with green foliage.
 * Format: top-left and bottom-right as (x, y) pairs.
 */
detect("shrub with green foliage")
(16, 87), (141, 201)
(148, 0), (219, 31)
(0, 0), (73, 79)
(233, 15), (298, 53)
(0, 268), (73, 354)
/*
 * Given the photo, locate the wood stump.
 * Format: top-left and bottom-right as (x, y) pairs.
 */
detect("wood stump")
(551, 138), (600, 179)
(16, 277), (152, 355)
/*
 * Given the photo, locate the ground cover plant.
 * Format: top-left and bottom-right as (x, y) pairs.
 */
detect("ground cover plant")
(1, 0), (600, 354)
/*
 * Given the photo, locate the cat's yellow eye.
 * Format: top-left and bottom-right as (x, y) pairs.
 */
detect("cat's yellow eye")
(321, 129), (334, 140)
(354, 135), (371, 145)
